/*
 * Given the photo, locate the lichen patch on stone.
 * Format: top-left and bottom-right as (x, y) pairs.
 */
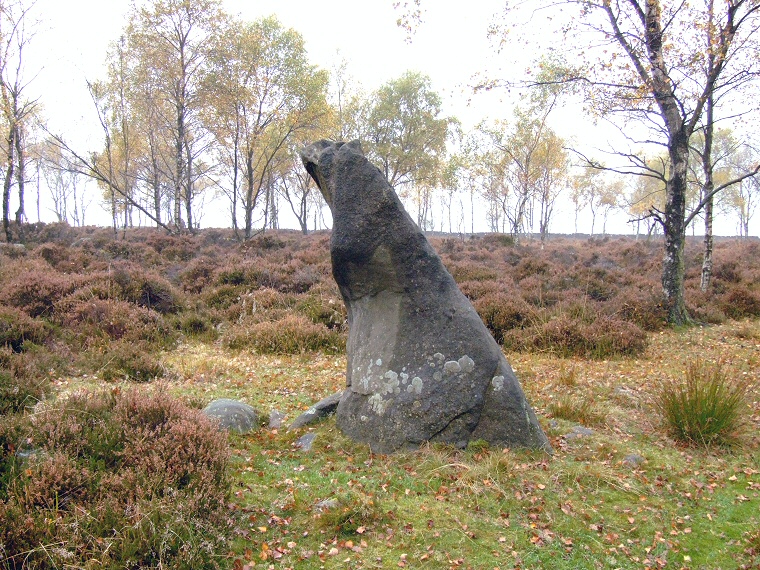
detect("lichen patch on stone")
(444, 360), (462, 374)
(492, 375), (505, 391)
(458, 355), (475, 373)
(406, 376), (423, 395)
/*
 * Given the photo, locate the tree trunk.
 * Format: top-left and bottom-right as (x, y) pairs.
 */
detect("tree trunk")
(700, 15), (716, 293)
(700, 194), (714, 292)
(184, 138), (194, 232)
(13, 122), (25, 239)
(244, 149), (254, 239)
(3, 129), (16, 243)
(174, 106), (185, 232)
(662, 133), (691, 326)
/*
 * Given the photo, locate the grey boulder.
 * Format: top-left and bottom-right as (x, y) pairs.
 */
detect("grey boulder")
(202, 399), (258, 433)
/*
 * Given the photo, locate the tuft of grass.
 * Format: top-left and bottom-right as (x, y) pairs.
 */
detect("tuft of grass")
(548, 394), (606, 426)
(316, 490), (388, 535)
(557, 364), (579, 387)
(656, 360), (750, 447)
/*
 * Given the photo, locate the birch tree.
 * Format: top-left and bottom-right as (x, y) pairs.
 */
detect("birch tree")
(491, 0), (760, 324)
(0, 0), (37, 243)
(203, 16), (329, 239)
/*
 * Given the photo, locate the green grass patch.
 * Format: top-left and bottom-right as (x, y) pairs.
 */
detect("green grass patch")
(656, 360), (751, 447)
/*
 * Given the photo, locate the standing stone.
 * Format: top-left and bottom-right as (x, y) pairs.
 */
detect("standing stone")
(301, 140), (550, 454)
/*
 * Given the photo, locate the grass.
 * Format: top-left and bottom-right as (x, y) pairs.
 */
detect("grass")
(160, 319), (760, 570)
(656, 360), (750, 447)
(6, 319), (760, 569)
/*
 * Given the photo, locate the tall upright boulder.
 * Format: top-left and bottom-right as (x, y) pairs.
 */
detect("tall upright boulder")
(301, 140), (550, 454)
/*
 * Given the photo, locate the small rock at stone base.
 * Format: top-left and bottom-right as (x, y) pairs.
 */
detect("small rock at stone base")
(313, 498), (338, 512)
(288, 391), (342, 431)
(202, 399), (258, 434)
(623, 454), (645, 467)
(294, 432), (317, 452)
(269, 409), (285, 429)
(565, 426), (594, 439)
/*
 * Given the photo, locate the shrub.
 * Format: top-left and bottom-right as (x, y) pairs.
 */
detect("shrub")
(61, 299), (175, 346)
(719, 286), (760, 319)
(0, 388), (231, 569)
(224, 314), (345, 354)
(176, 312), (218, 341)
(0, 262), (80, 317)
(448, 261), (499, 282)
(296, 294), (346, 330)
(580, 316), (649, 359)
(110, 264), (182, 314)
(655, 360), (750, 447)
(204, 284), (244, 310)
(503, 314), (648, 359)
(0, 367), (46, 415)
(473, 292), (532, 344)
(514, 257), (552, 282)
(177, 257), (217, 293)
(81, 339), (166, 382)
(0, 306), (49, 352)
(712, 260), (742, 283)
(611, 287), (668, 331)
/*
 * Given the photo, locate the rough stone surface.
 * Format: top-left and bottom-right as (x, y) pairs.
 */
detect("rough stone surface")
(294, 432), (317, 451)
(300, 140), (551, 454)
(314, 498), (338, 512)
(202, 399), (258, 433)
(623, 454), (646, 467)
(269, 409), (285, 429)
(565, 426), (595, 440)
(288, 391), (342, 431)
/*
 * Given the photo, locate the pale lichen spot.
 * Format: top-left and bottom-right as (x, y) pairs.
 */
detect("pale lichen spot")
(433, 352), (445, 362)
(444, 361), (462, 374)
(400, 372), (409, 384)
(458, 355), (475, 373)
(360, 415), (368, 422)
(368, 393), (388, 415)
(433, 371), (442, 381)
(382, 370), (400, 395)
(375, 358), (382, 366)
(406, 376), (423, 395)
(492, 375), (505, 391)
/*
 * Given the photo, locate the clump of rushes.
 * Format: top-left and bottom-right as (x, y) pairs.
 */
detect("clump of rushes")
(656, 360), (750, 447)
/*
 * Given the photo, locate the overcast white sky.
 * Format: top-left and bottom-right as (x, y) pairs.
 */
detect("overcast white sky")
(19, 0), (753, 236)
(31, 0), (513, 145)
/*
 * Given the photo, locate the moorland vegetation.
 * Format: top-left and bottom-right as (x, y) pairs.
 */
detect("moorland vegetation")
(1, 225), (759, 569)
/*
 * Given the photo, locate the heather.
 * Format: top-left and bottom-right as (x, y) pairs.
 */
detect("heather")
(0, 225), (759, 569)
